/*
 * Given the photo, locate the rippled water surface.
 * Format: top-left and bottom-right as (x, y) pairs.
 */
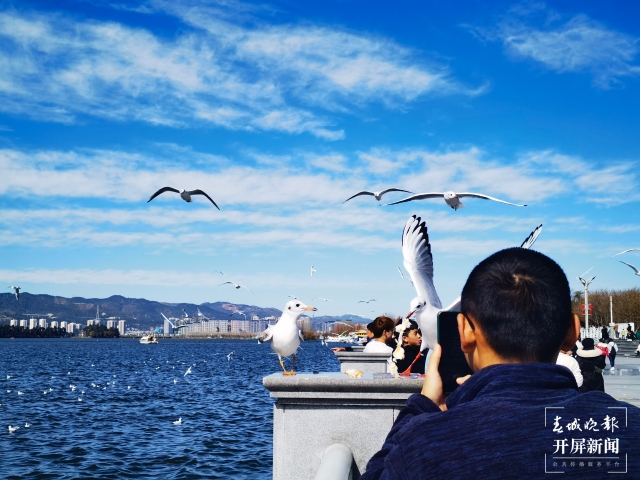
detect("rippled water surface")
(0, 338), (340, 479)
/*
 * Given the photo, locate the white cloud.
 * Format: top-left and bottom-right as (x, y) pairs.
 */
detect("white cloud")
(0, 6), (474, 138)
(476, 9), (640, 88)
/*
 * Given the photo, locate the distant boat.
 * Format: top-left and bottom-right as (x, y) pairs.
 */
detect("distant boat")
(140, 335), (158, 344)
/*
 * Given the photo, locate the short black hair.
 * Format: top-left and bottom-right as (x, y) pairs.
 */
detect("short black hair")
(460, 248), (572, 363)
(370, 316), (395, 338)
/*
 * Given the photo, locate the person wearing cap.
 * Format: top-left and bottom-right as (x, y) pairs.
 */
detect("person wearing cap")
(575, 338), (605, 392)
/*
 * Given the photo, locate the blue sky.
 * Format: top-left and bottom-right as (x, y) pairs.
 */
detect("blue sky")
(1, 0), (639, 319)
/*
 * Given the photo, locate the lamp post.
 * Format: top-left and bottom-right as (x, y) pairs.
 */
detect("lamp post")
(577, 268), (596, 334)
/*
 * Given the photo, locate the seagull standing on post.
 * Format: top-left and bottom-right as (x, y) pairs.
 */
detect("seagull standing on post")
(258, 300), (316, 375)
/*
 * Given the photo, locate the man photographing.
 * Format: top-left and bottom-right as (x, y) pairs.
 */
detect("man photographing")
(362, 248), (640, 478)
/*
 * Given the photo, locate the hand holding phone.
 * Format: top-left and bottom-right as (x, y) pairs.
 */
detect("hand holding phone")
(437, 311), (474, 394)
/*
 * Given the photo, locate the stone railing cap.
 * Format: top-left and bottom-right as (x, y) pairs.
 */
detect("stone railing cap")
(263, 372), (423, 393)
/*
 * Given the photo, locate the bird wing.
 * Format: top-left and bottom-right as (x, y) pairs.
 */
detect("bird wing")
(379, 188), (413, 197)
(397, 267), (404, 278)
(342, 191), (375, 203)
(218, 282), (233, 286)
(612, 248), (640, 257)
(385, 193), (444, 206)
(298, 330), (305, 342)
(188, 190), (220, 210)
(147, 187), (180, 203)
(619, 261), (640, 275)
(456, 192), (526, 207)
(520, 224), (543, 249)
(258, 326), (273, 344)
(402, 215), (442, 308)
(240, 285), (256, 296)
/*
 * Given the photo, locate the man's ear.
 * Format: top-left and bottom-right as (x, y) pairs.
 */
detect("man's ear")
(457, 313), (476, 353)
(560, 314), (581, 352)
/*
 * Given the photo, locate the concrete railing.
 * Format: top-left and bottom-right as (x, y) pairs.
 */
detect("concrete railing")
(263, 372), (422, 479)
(333, 351), (392, 373)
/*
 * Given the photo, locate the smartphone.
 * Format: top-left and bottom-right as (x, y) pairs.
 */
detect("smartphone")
(437, 311), (474, 394)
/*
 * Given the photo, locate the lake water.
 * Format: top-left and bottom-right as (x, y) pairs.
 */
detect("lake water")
(0, 338), (340, 479)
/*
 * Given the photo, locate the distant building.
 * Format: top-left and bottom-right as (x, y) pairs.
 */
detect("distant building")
(20, 319), (28, 328)
(164, 318), (174, 336)
(106, 320), (115, 329)
(118, 320), (126, 336)
(29, 318), (37, 329)
(38, 318), (47, 328)
(60, 321), (67, 330)
(50, 321), (58, 328)
(297, 317), (312, 332)
(10, 319), (17, 326)
(251, 315), (260, 321)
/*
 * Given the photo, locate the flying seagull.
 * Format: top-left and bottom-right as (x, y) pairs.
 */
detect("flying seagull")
(619, 261), (640, 276)
(147, 187), (220, 209)
(317, 297), (333, 302)
(404, 220), (546, 351)
(310, 265), (316, 277)
(218, 282), (255, 295)
(612, 248), (640, 257)
(387, 191), (526, 211)
(8, 286), (20, 300)
(343, 188), (413, 204)
(358, 299), (376, 304)
(258, 300), (316, 375)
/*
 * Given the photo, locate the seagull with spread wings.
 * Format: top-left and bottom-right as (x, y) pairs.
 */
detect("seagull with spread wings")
(387, 191), (526, 210)
(358, 299), (376, 304)
(619, 261), (640, 276)
(219, 282), (255, 295)
(343, 188), (413, 204)
(402, 218), (544, 351)
(147, 187), (220, 209)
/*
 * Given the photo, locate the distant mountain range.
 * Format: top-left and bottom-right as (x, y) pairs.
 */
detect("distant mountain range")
(0, 293), (372, 329)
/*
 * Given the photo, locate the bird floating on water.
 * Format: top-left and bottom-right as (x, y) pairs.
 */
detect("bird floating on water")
(343, 188), (413, 203)
(387, 191), (526, 210)
(619, 261), (640, 276)
(258, 300), (316, 375)
(8, 425), (19, 433)
(173, 418), (182, 425)
(218, 282), (255, 295)
(227, 352), (234, 361)
(17, 391), (24, 395)
(24, 423), (30, 428)
(147, 187), (219, 209)
(8, 286), (20, 300)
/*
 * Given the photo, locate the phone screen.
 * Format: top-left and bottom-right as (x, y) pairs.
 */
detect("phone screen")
(437, 311), (474, 394)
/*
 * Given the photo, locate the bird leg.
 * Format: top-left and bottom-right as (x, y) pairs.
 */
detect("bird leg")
(278, 357), (290, 375)
(287, 354), (297, 376)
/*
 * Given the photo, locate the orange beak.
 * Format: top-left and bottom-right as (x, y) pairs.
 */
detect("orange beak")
(305, 306), (317, 311)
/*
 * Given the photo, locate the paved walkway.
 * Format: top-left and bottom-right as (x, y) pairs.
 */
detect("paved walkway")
(603, 354), (640, 407)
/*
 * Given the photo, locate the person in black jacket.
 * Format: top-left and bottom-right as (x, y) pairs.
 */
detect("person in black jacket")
(575, 338), (605, 392)
(394, 320), (427, 375)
